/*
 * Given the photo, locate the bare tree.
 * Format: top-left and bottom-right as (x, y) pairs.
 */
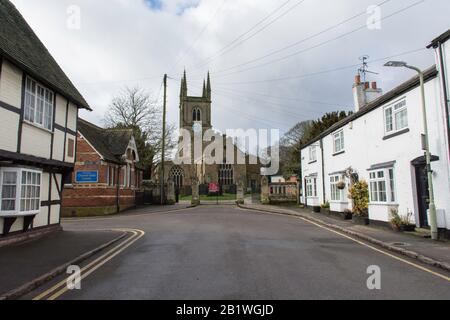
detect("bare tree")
(104, 87), (175, 177)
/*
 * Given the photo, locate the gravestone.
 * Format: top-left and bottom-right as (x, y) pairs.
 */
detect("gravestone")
(191, 178), (200, 206)
(167, 179), (175, 205)
(236, 180), (245, 205)
(261, 176), (270, 205)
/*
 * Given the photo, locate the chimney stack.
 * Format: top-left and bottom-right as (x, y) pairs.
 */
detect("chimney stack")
(352, 75), (383, 112)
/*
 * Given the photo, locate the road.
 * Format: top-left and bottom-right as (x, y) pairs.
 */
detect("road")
(28, 205), (450, 300)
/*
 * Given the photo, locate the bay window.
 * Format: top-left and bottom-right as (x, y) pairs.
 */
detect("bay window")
(369, 168), (396, 203)
(330, 175), (343, 202)
(0, 168), (42, 215)
(24, 77), (54, 131)
(384, 99), (407, 134)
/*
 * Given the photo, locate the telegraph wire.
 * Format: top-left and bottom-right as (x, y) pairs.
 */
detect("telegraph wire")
(167, 0), (228, 75)
(213, 47), (427, 85)
(206, 0), (392, 76)
(190, 0), (303, 70)
(201, 0), (425, 79)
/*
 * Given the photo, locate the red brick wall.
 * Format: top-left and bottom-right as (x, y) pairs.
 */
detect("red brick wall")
(62, 134), (139, 212)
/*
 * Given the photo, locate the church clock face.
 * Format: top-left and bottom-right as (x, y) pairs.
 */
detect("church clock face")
(193, 122), (202, 134)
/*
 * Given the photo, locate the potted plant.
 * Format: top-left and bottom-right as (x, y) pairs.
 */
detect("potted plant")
(390, 209), (416, 232)
(348, 180), (370, 225)
(336, 181), (346, 190)
(343, 209), (353, 220)
(321, 201), (330, 215)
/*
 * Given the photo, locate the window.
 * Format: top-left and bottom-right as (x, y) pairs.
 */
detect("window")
(219, 164), (234, 186)
(126, 164), (131, 188)
(193, 108), (201, 122)
(20, 171), (41, 213)
(306, 177), (317, 198)
(384, 99), (407, 134)
(333, 130), (345, 154)
(24, 77), (54, 131)
(369, 168), (396, 203)
(0, 168), (41, 215)
(309, 145), (317, 162)
(108, 166), (115, 187)
(67, 139), (75, 158)
(170, 166), (184, 188)
(1, 171), (17, 212)
(330, 175), (343, 201)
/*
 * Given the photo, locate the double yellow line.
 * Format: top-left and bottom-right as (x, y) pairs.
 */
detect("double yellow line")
(33, 228), (145, 300)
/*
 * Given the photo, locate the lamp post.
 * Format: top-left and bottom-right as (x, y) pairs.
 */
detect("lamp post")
(384, 61), (438, 240)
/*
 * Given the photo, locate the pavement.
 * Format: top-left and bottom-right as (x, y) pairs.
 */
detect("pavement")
(240, 201), (450, 269)
(0, 229), (124, 298)
(21, 205), (450, 300)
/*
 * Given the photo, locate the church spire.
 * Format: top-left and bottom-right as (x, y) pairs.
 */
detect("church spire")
(202, 79), (207, 98)
(206, 71), (211, 100)
(180, 69), (187, 98)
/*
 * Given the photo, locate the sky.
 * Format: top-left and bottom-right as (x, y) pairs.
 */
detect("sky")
(9, 0), (450, 136)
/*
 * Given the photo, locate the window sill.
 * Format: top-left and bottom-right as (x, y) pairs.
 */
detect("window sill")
(0, 212), (38, 218)
(330, 201), (348, 204)
(23, 120), (53, 134)
(332, 150), (345, 157)
(383, 128), (409, 140)
(369, 202), (399, 206)
(308, 160), (317, 164)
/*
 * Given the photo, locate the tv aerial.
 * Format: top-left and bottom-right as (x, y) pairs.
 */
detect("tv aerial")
(358, 55), (378, 83)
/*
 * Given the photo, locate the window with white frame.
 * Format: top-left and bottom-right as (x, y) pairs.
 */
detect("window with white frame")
(333, 130), (345, 154)
(309, 145), (317, 162)
(24, 77), (54, 131)
(330, 175), (343, 201)
(0, 168), (41, 215)
(369, 168), (396, 203)
(384, 99), (407, 134)
(306, 177), (317, 198)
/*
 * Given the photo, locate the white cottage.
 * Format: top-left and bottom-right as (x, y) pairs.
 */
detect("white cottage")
(301, 30), (450, 238)
(0, 0), (91, 240)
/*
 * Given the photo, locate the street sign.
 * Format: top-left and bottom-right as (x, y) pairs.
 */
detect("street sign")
(208, 183), (219, 193)
(76, 171), (98, 183)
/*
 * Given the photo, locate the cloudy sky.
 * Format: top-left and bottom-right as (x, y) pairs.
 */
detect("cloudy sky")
(10, 0), (450, 136)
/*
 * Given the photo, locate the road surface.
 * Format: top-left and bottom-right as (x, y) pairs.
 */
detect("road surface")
(27, 205), (450, 300)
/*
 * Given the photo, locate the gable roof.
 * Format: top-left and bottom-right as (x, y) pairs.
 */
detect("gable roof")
(78, 119), (134, 164)
(302, 65), (438, 149)
(427, 29), (450, 48)
(0, 0), (91, 110)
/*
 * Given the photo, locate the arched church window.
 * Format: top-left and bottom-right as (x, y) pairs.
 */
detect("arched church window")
(219, 164), (234, 186)
(170, 166), (184, 188)
(193, 108), (201, 122)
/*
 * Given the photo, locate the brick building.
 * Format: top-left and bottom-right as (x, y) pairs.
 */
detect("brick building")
(62, 119), (142, 217)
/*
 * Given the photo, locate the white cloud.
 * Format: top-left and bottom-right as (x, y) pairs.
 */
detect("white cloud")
(9, 0), (450, 135)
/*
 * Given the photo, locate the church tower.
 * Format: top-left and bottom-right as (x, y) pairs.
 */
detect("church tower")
(179, 71), (212, 133)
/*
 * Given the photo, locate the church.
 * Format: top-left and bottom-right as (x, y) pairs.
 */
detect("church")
(158, 72), (262, 196)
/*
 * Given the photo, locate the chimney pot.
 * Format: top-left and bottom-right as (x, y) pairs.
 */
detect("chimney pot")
(371, 82), (377, 89)
(364, 82), (370, 89)
(355, 75), (361, 85)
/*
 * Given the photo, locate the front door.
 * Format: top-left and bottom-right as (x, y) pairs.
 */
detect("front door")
(415, 164), (429, 227)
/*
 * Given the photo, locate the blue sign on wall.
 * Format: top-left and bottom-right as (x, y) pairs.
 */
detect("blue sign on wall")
(76, 171), (98, 183)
